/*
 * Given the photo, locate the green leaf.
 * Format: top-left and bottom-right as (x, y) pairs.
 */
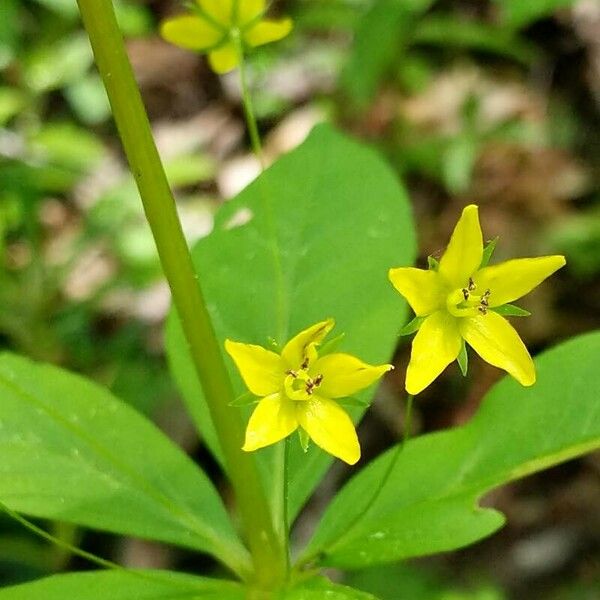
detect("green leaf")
(0, 570), (244, 599)
(281, 576), (379, 599)
(457, 340), (468, 377)
(0, 353), (249, 573)
(64, 75), (111, 125)
(303, 331), (600, 568)
(398, 315), (425, 336)
(442, 134), (478, 195)
(165, 124), (416, 522)
(493, 0), (577, 30)
(30, 122), (106, 173)
(412, 16), (537, 64)
(23, 33), (94, 93)
(479, 237), (499, 269)
(491, 304), (531, 317)
(341, 0), (435, 108)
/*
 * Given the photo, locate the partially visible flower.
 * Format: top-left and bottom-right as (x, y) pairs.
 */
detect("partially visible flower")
(225, 319), (392, 465)
(389, 205), (566, 395)
(160, 0), (293, 74)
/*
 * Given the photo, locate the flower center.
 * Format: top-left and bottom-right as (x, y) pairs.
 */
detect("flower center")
(446, 277), (491, 317)
(284, 357), (323, 401)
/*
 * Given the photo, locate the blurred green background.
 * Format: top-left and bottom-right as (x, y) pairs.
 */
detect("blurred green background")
(0, 0), (598, 598)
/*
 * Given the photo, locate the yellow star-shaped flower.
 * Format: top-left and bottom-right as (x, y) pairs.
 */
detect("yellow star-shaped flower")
(160, 0), (293, 74)
(389, 205), (566, 395)
(225, 319), (392, 465)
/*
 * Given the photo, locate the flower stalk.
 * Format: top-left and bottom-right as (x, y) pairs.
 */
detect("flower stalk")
(76, 0), (287, 588)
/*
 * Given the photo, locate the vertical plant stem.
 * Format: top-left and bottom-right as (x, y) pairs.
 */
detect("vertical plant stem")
(236, 35), (266, 168)
(76, 0), (286, 588)
(233, 35), (290, 569)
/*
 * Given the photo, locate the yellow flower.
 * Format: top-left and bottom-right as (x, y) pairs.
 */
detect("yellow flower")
(389, 205), (566, 395)
(225, 319), (392, 465)
(160, 0), (293, 74)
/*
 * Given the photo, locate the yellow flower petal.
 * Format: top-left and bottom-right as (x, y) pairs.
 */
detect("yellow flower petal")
(281, 319), (335, 369)
(460, 311), (535, 386)
(474, 255), (566, 307)
(406, 310), (462, 395)
(388, 267), (447, 316)
(313, 353), (392, 398)
(160, 15), (224, 50)
(208, 42), (239, 73)
(238, 0), (266, 25)
(297, 396), (360, 465)
(225, 339), (283, 396)
(242, 393), (297, 451)
(198, 0), (233, 26)
(439, 204), (483, 287)
(243, 18), (293, 47)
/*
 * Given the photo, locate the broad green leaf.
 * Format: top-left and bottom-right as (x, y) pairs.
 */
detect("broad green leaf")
(303, 331), (600, 568)
(0, 570), (244, 599)
(281, 576), (379, 600)
(166, 124), (416, 521)
(0, 353), (249, 574)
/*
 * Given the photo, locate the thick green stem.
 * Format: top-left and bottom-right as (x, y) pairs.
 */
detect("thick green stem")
(76, 0), (286, 588)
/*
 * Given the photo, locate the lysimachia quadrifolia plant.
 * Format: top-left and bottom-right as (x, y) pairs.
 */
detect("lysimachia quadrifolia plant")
(389, 204), (566, 395)
(160, 0), (292, 73)
(226, 318), (392, 465)
(1, 0), (599, 599)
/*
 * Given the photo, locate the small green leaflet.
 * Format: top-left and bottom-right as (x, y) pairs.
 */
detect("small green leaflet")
(479, 237), (499, 269)
(427, 255), (440, 270)
(492, 303), (531, 317)
(457, 340), (468, 376)
(399, 315), (426, 336)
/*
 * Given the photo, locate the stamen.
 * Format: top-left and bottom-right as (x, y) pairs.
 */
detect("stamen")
(305, 374), (323, 396)
(462, 288), (470, 301)
(286, 369), (298, 378)
(300, 357), (309, 370)
(479, 289), (491, 313)
(468, 278), (476, 291)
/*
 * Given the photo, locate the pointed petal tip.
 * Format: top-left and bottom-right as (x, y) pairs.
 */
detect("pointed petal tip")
(343, 449), (361, 466)
(518, 369), (536, 387)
